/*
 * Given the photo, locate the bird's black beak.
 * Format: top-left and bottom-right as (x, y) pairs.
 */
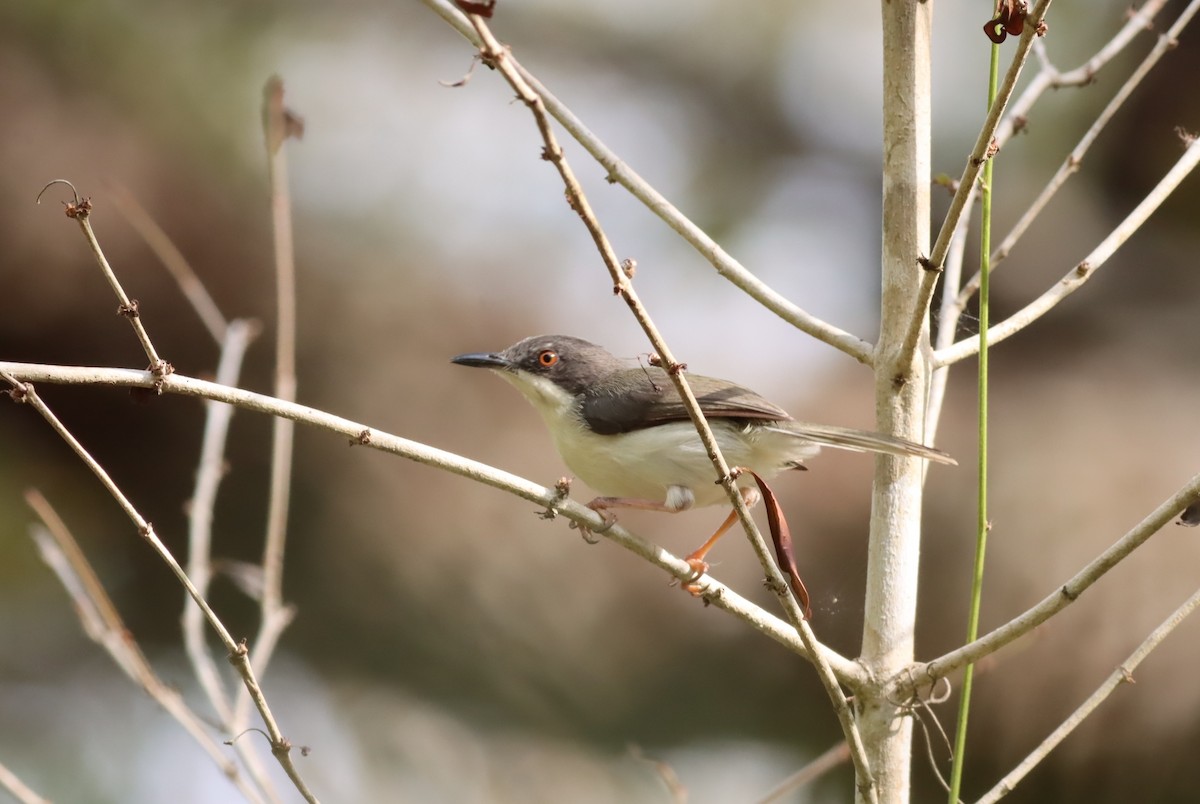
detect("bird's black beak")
(451, 351), (511, 369)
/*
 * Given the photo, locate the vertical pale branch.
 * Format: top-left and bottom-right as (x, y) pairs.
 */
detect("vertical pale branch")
(184, 320), (258, 724)
(863, 2), (933, 802)
(228, 76), (305, 744)
(259, 76), (303, 666)
(181, 320), (279, 803)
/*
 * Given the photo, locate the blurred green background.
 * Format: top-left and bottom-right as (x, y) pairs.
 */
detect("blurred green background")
(3, 1), (1200, 801)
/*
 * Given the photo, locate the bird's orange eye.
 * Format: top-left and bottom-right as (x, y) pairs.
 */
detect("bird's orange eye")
(537, 350), (559, 367)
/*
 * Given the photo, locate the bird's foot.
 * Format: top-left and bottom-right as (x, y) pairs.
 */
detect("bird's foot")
(680, 556), (711, 596)
(573, 500), (618, 544)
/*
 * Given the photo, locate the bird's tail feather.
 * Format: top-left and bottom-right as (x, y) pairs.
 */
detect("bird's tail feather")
(766, 423), (956, 466)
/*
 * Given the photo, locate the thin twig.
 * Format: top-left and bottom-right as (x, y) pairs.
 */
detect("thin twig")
(935, 1), (1173, 351)
(1, 374), (319, 803)
(885, 471), (1200, 702)
(0, 360), (869, 690)
(936, 133), (1200, 366)
(897, 0), (1054, 369)
(0, 759), (50, 804)
(36, 180), (171, 378)
(976, 583), (1200, 803)
(24, 490), (266, 804)
(995, 0), (1171, 146)
(184, 320), (259, 723)
(757, 740), (851, 804)
(951, 0), (1200, 314)
(181, 319), (279, 803)
(420, 0), (873, 365)
(108, 183), (230, 344)
(231, 78), (303, 740)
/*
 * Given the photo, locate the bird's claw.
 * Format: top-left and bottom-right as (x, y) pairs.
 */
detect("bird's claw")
(574, 507), (617, 544)
(681, 556), (710, 596)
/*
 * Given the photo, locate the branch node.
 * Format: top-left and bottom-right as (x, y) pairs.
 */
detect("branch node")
(539, 476), (572, 520)
(4, 379), (29, 402)
(1061, 584), (1080, 602)
(621, 258), (637, 279)
(917, 255), (942, 273)
(37, 179), (90, 219)
(762, 575), (788, 597)
(351, 428), (373, 446)
(1073, 260), (1093, 278)
(718, 466), (745, 485)
(271, 736), (293, 759)
(118, 300), (140, 319)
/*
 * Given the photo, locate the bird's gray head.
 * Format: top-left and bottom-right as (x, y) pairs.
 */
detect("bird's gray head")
(451, 335), (624, 397)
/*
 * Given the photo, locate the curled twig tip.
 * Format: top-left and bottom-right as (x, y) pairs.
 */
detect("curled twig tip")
(36, 178), (81, 205)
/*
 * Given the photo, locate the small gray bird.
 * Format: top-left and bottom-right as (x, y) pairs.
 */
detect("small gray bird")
(452, 336), (955, 534)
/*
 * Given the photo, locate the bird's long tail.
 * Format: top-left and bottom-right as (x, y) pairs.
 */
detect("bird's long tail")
(766, 422), (957, 465)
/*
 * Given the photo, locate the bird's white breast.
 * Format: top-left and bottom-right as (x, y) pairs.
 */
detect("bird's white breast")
(497, 370), (819, 508)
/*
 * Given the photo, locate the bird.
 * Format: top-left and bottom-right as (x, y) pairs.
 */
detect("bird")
(452, 334), (955, 575)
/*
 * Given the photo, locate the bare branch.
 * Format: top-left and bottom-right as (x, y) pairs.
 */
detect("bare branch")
(230, 80), (304, 744)
(886, 472), (1200, 701)
(184, 319), (259, 721)
(1, 374), (319, 803)
(25, 491), (266, 804)
(897, 0), (1053, 368)
(935, 1), (1174, 350)
(997, 0), (1171, 146)
(36, 180), (171, 378)
(952, 0), (1200, 313)
(0, 360), (868, 690)
(180, 320), (279, 802)
(976, 583), (1200, 803)
(420, 0), (873, 364)
(937, 134), (1200, 366)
